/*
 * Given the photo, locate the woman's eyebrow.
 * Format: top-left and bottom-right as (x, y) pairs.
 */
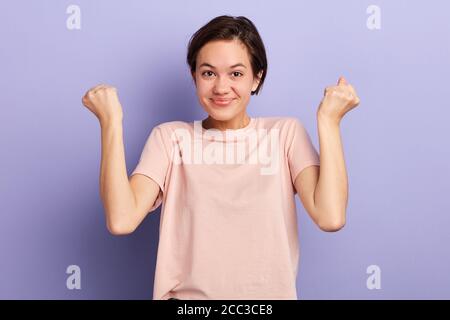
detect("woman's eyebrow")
(199, 63), (247, 69)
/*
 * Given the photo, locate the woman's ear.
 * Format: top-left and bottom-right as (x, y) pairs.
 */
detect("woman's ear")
(252, 70), (263, 92)
(191, 71), (196, 84)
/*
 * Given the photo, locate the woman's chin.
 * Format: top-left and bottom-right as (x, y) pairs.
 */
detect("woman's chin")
(206, 110), (236, 122)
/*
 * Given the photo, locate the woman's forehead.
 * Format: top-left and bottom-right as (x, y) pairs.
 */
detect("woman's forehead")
(197, 40), (250, 66)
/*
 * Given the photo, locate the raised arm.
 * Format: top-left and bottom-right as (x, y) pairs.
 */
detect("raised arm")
(82, 85), (160, 235)
(294, 76), (360, 232)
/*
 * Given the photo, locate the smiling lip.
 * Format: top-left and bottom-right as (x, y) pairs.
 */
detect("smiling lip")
(211, 98), (235, 106)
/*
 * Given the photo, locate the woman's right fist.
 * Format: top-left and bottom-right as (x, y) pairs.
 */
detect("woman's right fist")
(82, 84), (123, 125)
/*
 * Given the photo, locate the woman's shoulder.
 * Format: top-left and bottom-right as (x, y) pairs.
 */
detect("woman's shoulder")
(153, 120), (192, 131)
(258, 116), (305, 128)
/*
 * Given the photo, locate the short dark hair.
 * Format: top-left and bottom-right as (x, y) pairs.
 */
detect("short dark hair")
(186, 15), (268, 96)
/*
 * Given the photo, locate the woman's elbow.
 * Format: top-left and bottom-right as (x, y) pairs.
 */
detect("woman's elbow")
(317, 216), (346, 232)
(106, 219), (136, 236)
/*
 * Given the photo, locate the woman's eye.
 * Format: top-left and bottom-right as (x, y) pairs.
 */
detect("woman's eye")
(232, 72), (243, 77)
(202, 71), (214, 77)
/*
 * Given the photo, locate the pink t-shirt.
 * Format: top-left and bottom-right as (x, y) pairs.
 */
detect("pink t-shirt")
(130, 116), (320, 300)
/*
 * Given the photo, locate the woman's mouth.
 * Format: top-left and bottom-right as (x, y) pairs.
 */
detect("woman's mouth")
(210, 98), (236, 107)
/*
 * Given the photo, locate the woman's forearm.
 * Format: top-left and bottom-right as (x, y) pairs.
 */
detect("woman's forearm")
(313, 111), (348, 230)
(99, 120), (137, 234)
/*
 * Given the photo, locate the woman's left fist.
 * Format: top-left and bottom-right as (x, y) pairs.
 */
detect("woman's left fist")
(317, 76), (360, 124)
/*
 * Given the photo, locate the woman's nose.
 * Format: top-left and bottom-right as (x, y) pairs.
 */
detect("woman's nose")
(213, 77), (230, 94)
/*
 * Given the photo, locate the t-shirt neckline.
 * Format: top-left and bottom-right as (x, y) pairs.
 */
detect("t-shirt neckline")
(193, 117), (258, 142)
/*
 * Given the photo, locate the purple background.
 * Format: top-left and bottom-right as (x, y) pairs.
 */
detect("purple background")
(1, 0), (449, 299)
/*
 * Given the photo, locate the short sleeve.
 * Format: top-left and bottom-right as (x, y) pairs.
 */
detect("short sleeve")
(131, 125), (171, 212)
(287, 118), (320, 185)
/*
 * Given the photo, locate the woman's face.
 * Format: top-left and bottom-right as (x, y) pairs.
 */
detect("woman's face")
(192, 39), (262, 123)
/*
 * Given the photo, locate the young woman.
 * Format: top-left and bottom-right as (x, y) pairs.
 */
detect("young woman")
(82, 15), (360, 300)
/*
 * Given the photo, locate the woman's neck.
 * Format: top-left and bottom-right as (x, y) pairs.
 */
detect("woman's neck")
(202, 114), (251, 131)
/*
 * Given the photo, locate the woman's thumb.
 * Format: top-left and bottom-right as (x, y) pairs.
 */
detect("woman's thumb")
(337, 76), (347, 86)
